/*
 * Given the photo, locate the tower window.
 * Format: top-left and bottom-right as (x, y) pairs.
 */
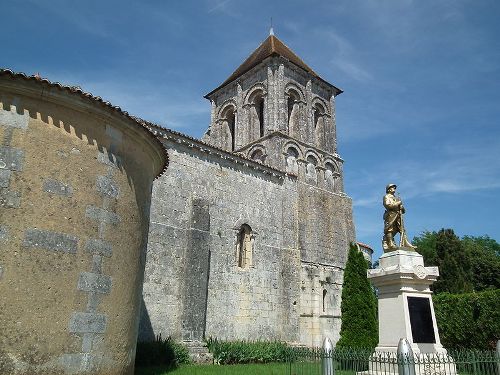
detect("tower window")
(324, 162), (336, 191)
(306, 155), (318, 184)
(237, 224), (253, 268)
(323, 289), (327, 312)
(248, 90), (265, 142)
(250, 149), (265, 163)
(258, 97), (265, 137)
(228, 111), (236, 151)
(285, 146), (299, 175)
(287, 89), (301, 138)
(314, 103), (326, 149)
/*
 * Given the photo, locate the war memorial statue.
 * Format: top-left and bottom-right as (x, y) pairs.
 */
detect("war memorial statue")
(382, 183), (416, 252)
(368, 183), (450, 370)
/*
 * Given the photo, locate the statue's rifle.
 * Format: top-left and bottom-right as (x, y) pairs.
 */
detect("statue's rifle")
(397, 193), (406, 247)
(397, 193), (415, 249)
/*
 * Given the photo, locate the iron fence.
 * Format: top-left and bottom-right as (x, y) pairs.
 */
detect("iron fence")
(286, 348), (499, 375)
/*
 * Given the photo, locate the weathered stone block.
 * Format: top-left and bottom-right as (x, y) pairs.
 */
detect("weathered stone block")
(97, 151), (121, 168)
(85, 206), (120, 225)
(60, 353), (98, 373)
(0, 225), (7, 242)
(23, 228), (78, 253)
(68, 312), (107, 333)
(0, 108), (29, 129)
(43, 178), (73, 197)
(84, 238), (112, 257)
(0, 189), (20, 208)
(77, 272), (112, 294)
(0, 146), (24, 171)
(95, 175), (119, 198)
(0, 169), (11, 188)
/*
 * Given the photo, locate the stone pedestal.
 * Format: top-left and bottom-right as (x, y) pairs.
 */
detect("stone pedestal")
(368, 250), (445, 355)
(364, 250), (456, 375)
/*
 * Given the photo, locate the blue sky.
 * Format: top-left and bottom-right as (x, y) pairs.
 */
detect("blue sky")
(3, 0), (499, 259)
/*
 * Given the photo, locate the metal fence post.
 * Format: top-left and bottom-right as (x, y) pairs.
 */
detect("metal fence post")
(397, 338), (416, 375)
(496, 339), (500, 375)
(323, 337), (334, 375)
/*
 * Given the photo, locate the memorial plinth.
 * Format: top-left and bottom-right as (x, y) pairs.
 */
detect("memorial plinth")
(362, 250), (456, 375)
(368, 249), (445, 355)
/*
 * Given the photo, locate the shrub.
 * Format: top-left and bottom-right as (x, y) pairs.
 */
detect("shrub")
(205, 338), (292, 364)
(433, 289), (500, 350)
(135, 335), (191, 368)
(336, 243), (378, 349)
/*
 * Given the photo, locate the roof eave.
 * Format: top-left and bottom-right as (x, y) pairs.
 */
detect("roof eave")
(204, 55), (343, 100)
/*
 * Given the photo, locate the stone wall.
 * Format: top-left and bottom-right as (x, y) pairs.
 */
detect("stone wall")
(0, 73), (166, 375)
(140, 132), (301, 343)
(140, 129), (355, 347)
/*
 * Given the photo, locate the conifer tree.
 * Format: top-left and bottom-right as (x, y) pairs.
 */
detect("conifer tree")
(434, 229), (473, 293)
(336, 243), (378, 349)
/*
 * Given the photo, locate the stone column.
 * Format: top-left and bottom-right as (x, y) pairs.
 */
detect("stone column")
(330, 95), (338, 153)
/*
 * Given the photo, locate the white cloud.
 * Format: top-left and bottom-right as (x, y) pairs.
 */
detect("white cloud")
(350, 137), (500, 209)
(332, 60), (372, 83)
(207, 0), (233, 14)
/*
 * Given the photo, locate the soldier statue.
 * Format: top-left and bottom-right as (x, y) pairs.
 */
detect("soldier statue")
(382, 184), (416, 252)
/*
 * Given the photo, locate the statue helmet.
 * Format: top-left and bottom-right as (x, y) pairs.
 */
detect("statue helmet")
(386, 183), (397, 192)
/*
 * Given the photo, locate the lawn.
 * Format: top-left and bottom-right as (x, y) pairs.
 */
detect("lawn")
(135, 362), (357, 375)
(135, 362), (291, 375)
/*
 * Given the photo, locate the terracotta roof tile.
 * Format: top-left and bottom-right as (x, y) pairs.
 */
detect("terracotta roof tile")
(0, 68), (169, 178)
(205, 34), (342, 98)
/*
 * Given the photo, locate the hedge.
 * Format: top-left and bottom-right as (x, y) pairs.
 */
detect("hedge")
(205, 338), (292, 364)
(433, 289), (500, 350)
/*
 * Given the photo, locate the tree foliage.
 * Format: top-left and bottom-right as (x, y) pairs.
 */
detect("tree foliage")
(413, 229), (499, 293)
(337, 243), (378, 349)
(433, 289), (500, 350)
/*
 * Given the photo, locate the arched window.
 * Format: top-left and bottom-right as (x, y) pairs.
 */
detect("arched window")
(306, 155), (318, 185)
(314, 103), (326, 149)
(228, 110), (236, 151)
(287, 89), (301, 138)
(219, 106), (236, 151)
(258, 97), (265, 137)
(324, 162), (336, 191)
(285, 146), (299, 175)
(322, 289), (327, 312)
(250, 149), (265, 163)
(248, 91), (265, 142)
(237, 224), (253, 268)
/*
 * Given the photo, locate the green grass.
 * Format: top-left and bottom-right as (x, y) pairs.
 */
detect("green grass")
(135, 362), (291, 375)
(135, 362), (360, 375)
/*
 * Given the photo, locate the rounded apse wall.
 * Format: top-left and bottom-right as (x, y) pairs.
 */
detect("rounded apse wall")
(0, 71), (168, 375)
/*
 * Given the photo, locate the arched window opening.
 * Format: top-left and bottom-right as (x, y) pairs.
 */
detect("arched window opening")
(287, 89), (301, 138)
(324, 163), (336, 191)
(314, 103), (326, 149)
(306, 155), (318, 184)
(285, 146), (299, 175)
(322, 289), (327, 312)
(258, 97), (265, 137)
(219, 106), (236, 152)
(227, 110), (236, 151)
(248, 91), (264, 142)
(250, 149), (265, 163)
(237, 224), (253, 268)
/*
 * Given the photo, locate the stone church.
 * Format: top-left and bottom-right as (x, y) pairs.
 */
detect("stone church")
(139, 32), (355, 348)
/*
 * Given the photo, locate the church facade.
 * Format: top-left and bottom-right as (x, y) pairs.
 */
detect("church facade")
(139, 34), (355, 348)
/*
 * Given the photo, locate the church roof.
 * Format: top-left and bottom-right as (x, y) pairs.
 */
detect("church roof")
(205, 34), (342, 98)
(0, 68), (169, 178)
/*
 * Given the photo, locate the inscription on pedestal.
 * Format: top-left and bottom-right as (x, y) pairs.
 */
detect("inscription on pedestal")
(407, 296), (436, 343)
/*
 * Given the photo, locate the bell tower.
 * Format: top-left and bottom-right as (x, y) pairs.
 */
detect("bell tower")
(203, 32), (345, 190)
